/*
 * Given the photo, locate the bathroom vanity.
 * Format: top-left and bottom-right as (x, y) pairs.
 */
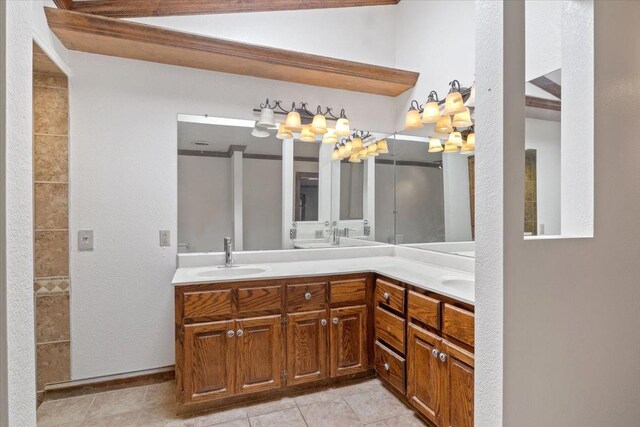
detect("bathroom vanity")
(173, 257), (474, 427)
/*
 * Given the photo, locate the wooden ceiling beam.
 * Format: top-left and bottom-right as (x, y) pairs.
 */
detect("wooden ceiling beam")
(529, 75), (561, 99)
(44, 7), (418, 97)
(525, 96), (561, 111)
(53, 0), (73, 10)
(70, 0), (401, 19)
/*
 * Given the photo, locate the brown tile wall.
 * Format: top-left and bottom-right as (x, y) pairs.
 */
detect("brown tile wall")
(33, 43), (71, 396)
(525, 149), (538, 235)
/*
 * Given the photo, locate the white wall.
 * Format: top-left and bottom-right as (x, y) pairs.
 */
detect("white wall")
(68, 50), (395, 379)
(177, 155), (232, 253)
(244, 158), (282, 250)
(2, 2), (36, 425)
(525, 118), (561, 235)
(374, 163), (395, 243)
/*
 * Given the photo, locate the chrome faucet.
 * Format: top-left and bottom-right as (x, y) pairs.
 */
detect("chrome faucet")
(224, 237), (234, 267)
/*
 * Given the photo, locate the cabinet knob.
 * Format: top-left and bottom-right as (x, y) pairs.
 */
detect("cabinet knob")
(304, 292), (312, 300)
(432, 349), (440, 358)
(227, 330), (235, 338)
(439, 352), (448, 363)
(320, 319), (327, 326)
(383, 292), (390, 302)
(384, 363), (390, 371)
(332, 317), (339, 325)
(236, 329), (244, 337)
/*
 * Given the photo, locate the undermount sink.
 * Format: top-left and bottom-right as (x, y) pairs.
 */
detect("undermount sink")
(196, 267), (267, 278)
(441, 278), (475, 290)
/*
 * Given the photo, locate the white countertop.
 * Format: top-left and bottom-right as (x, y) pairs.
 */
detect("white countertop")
(172, 255), (474, 305)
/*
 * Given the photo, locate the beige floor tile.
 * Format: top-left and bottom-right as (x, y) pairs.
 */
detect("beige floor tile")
(184, 407), (248, 427)
(37, 395), (93, 427)
(86, 386), (147, 419)
(298, 398), (363, 427)
(293, 388), (342, 407)
(248, 408), (306, 427)
(143, 381), (176, 408)
(243, 397), (296, 417)
(365, 412), (427, 426)
(82, 409), (140, 427)
(211, 420), (250, 427)
(344, 389), (411, 424)
(137, 403), (186, 427)
(332, 378), (385, 397)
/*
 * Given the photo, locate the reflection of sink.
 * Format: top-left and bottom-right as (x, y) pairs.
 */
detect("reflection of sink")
(441, 279), (475, 291)
(196, 267), (266, 278)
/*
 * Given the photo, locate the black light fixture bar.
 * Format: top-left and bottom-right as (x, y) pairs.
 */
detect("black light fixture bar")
(253, 99), (348, 121)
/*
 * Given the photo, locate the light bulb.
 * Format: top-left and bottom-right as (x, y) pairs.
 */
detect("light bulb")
(285, 111), (302, 131)
(311, 114), (327, 134)
(405, 108), (423, 129)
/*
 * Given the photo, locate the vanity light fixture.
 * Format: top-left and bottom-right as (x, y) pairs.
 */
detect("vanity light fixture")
(435, 115), (454, 134)
(405, 102), (424, 129)
(336, 109), (351, 137)
(257, 106), (277, 129)
(444, 80), (466, 115)
(421, 91), (442, 123)
(448, 131), (463, 147)
(251, 123), (270, 138)
(322, 127), (338, 144)
(376, 139), (389, 154)
(285, 103), (303, 131)
(367, 143), (379, 156)
(428, 137), (443, 153)
(452, 107), (473, 128)
(461, 128), (475, 153)
(299, 125), (317, 142)
(311, 106), (328, 134)
(351, 136), (364, 151)
(276, 123), (293, 140)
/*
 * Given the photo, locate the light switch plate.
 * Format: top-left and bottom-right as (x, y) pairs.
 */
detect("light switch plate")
(78, 230), (94, 251)
(160, 230), (170, 247)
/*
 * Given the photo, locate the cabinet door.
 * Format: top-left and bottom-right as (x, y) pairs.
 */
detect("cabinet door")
(407, 323), (443, 426)
(235, 315), (283, 395)
(442, 340), (474, 427)
(330, 305), (368, 377)
(183, 320), (236, 403)
(287, 310), (328, 386)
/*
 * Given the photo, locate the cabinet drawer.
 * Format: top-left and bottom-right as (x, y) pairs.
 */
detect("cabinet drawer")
(442, 304), (475, 347)
(286, 282), (327, 311)
(408, 291), (440, 330)
(375, 279), (405, 313)
(330, 278), (366, 305)
(374, 341), (405, 394)
(375, 306), (405, 353)
(237, 285), (282, 315)
(183, 289), (233, 319)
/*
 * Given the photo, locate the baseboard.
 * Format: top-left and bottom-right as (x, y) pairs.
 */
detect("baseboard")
(43, 365), (175, 401)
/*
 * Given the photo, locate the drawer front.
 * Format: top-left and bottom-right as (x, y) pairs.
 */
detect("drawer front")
(375, 279), (405, 313)
(237, 285), (282, 315)
(183, 289), (233, 319)
(408, 291), (440, 330)
(286, 282), (327, 311)
(442, 304), (475, 347)
(374, 341), (405, 394)
(330, 278), (366, 305)
(375, 306), (405, 353)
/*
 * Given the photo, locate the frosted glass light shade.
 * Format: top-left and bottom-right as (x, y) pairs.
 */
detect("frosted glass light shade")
(452, 108), (473, 128)
(405, 109), (423, 129)
(421, 101), (441, 123)
(466, 132), (476, 147)
(336, 117), (350, 136)
(352, 136), (363, 151)
(332, 148), (340, 160)
(444, 90), (466, 115)
(345, 140), (353, 153)
(358, 149), (368, 159)
(377, 139), (389, 154)
(428, 137), (443, 153)
(251, 125), (269, 138)
(460, 142), (475, 153)
(367, 143), (379, 156)
(299, 126), (316, 142)
(338, 145), (347, 158)
(444, 140), (459, 153)
(348, 154), (361, 163)
(311, 114), (328, 134)
(257, 108), (277, 129)
(322, 127), (338, 144)
(435, 115), (453, 134)
(448, 131), (463, 147)
(284, 111), (302, 131)
(276, 123), (293, 140)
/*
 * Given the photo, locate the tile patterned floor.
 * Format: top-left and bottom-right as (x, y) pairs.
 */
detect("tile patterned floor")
(37, 378), (428, 427)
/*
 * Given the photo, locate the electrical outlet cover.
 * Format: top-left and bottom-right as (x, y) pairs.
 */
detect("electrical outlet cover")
(160, 230), (170, 247)
(78, 230), (94, 251)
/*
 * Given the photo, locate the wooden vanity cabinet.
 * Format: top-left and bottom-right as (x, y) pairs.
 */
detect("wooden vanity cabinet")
(286, 310), (328, 386)
(330, 305), (368, 377)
